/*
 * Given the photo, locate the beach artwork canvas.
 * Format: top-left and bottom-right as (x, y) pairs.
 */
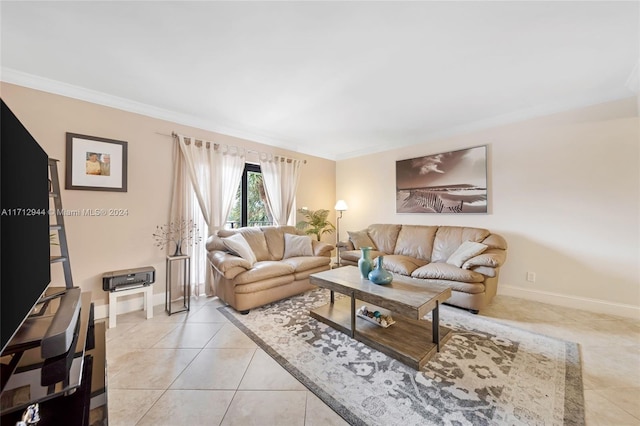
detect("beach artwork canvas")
(396, 146), (487, 214)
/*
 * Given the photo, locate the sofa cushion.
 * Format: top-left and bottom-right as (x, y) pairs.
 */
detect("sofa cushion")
(218, 227), (271, 262)
(446, 241), (488, 268)
(411, 263), (485, 283)
(461, 248), (507, 269)
(261, 226), (299, 260)
(293, 265), (331, 281)
(234, 274), (295, 294)
(393, 225), (438, 261)
(348, 229), (377, 250)
(340, 249), (385, 264)
(221, 233), (257, 266)
(283, 233), (313, 258)
(368, 224), (402, 254)
(233, 261), (295, 285)
(380, 255), (428, 276)
(431, 226), (491, 263)
(282, 256), (331, 273)
(411, 277), (486, 294)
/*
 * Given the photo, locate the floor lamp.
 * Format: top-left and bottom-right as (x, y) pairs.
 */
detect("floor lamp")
(334, 200), (348, 267)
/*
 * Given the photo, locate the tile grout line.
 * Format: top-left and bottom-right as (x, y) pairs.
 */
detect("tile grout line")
(217, 346), (259, 425)
(109, 295), (639, 424)
(114, 299), (224, 424)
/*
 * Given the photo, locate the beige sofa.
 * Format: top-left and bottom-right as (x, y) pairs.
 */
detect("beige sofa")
(206, 225), (334, 313)
(339, 224), (508, 313)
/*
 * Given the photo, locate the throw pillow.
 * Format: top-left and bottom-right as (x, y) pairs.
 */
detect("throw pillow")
(283, 233), (313, 258)
(348, 230), (377, 250)
(221, 233), (257, 266)
(446, 241), (488, 268)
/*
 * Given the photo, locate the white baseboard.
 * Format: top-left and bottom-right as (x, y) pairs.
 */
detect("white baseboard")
(498, 285), (640, 320)
(93, 286), (640, 321)
(94, 292), (167, 320)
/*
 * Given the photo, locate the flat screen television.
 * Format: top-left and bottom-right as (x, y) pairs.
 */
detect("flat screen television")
(1, 99), (51, 353)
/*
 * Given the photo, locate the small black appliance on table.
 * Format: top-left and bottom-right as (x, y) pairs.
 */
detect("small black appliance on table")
(103, 266), (155, 328)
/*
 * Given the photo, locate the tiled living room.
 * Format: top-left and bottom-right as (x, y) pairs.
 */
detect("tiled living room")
(103, 293), (640, 425)
(1, 2), (639, 426)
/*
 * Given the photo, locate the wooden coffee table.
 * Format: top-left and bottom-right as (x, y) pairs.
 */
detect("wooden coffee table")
(309, 266), (453, 369)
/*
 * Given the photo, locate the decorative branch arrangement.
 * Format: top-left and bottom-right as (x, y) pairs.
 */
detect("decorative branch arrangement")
(153, 219), (202, 256)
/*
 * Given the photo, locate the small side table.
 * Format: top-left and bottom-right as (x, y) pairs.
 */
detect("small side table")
(166, 254), (191, 315)
(109, 285), (153, 328)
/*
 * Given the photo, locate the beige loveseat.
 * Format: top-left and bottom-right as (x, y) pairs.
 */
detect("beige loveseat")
(340, 224), (508, 313)
(206, 225), (334, 313)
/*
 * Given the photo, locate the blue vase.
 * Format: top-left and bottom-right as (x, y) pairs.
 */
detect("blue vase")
(368, 255), (393, 285)
(358, 247), (373, 279)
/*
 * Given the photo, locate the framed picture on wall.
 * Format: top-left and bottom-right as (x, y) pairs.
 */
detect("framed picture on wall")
(65, 133), (128, 192)
(396, 145), (487, 213)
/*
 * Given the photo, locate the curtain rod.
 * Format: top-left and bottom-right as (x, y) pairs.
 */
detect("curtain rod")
(154, 132), (307, 164)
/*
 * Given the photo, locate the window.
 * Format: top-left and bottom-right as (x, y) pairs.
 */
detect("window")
(226, 163), (272, 229)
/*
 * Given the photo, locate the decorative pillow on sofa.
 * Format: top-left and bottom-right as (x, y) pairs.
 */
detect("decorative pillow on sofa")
(446, 241), (488, 268)
(221, 233), (257, 266)
(283, 233), (313, 258)
(348, 230), (377, 250)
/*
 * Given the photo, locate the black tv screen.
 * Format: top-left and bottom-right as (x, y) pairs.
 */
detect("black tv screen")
(1, 99), (51, 353)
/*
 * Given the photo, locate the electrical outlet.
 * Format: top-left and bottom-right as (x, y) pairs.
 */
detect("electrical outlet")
(526, 272), (536, 282)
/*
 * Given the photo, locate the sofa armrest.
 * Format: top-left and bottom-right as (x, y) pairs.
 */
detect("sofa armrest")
(206, 234), (226, 252)
(338, 240), (354, 250)
(208, 251), (250, 279)
(312, 240), (335, 257)
(462, 249), (507, 269)
(482, 233), (508, 250)
(469, 265), (497, 278)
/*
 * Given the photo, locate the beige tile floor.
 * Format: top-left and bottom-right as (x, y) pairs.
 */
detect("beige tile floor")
(105, 294), (640, 425)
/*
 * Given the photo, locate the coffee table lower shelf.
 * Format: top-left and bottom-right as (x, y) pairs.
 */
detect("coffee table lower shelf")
(310, 297), (452, 370)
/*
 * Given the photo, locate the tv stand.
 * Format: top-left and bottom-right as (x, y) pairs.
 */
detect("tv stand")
(3, 288), (81, 361)
(0, 290), (107, 425)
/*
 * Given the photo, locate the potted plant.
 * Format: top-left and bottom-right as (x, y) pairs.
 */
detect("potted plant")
(296, 208), (335, 241)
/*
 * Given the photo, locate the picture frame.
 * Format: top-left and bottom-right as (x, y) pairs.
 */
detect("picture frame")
(65, 133), (128, 192)
(396, 145), (487, 214)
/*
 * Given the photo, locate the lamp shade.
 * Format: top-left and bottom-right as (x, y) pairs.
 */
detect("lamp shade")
(334, 200), (348, 211)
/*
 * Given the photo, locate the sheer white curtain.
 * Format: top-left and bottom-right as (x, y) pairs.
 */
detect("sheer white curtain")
(170, 134), (245, 296)
(168, 142), (205, 297)
(259, 154), (303, 225)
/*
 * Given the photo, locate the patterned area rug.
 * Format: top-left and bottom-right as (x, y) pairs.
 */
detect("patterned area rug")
(218, 289), (585, 426)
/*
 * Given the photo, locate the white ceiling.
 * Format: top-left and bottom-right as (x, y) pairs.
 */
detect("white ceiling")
(1, 1), (638, 160)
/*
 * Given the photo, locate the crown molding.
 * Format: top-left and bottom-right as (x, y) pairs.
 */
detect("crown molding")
(0, 68), (335, 160)
(334, 89), (634, 161)
(2, 68), (632, 163)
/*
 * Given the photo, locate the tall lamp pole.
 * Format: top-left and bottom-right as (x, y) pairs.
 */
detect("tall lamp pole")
(334, 200), (348, 267)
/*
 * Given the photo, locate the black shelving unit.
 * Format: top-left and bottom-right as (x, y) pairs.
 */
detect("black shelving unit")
(48, 159), (73, 289)
(0, 160), (107, 425)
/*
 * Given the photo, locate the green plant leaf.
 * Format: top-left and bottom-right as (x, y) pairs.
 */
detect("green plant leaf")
(295, 208), (335, 241)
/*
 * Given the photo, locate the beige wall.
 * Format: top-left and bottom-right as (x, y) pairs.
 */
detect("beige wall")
(337, 97), (640, 318)
(1, 83), (336, 314)
(4, 81), (637, 318)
